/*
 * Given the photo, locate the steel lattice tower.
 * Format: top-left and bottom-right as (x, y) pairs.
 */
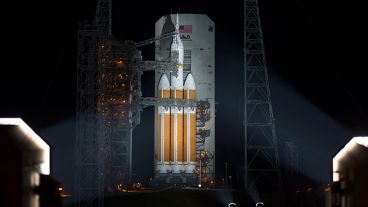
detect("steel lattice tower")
(75, 0), (113, 206)
(76, 26), (104, 207)
(244, 0), (282, 198)
(76, 1), (195, 206)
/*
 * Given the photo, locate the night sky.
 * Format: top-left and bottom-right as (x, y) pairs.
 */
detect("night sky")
(2, 0), (368, 200)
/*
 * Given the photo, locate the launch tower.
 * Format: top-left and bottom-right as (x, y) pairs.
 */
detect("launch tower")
(75, 1), (192, 206)
(244, 0), (282, 202)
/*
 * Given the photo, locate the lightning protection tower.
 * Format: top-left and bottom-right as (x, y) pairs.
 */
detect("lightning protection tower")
(244, 0), (282, 201)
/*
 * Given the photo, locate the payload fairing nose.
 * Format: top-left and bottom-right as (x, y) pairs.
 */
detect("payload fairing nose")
(170, 14), (184, 86)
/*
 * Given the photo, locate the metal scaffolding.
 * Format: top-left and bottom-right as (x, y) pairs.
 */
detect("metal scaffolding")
(75, 1), (190, 207)
(135, 31), (178, 48)
(96, 39), (143, 192)
(140, 97), (196, 108)
(76, 22), (106, 207)
(244, 0), (282, 197)
(137, 61), (178, 74)
(196, 100), (214, 187)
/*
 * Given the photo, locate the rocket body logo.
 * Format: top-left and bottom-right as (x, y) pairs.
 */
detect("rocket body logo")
(179, 25), (192, 41)
(180, 34), (191, 40)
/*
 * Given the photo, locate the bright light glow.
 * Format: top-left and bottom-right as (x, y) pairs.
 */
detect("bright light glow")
(228, 203), (237, 207)
(0, 118), (50, 175)
(256, 202), (264, 207)
(198, 184), (202, 188)
(332, 136), (368, 181)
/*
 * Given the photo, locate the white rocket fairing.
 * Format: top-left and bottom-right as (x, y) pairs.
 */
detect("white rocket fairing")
(171, 14), (184, 87)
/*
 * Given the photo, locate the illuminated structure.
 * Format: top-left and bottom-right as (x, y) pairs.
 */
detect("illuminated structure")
(76, 20), (144, 205)
(96, 40), (143, 191)
(325, 137), (368, 207)
(0, 118), (51, 207)
(76, 1), (196, 206)
(154, 14), (215, 186)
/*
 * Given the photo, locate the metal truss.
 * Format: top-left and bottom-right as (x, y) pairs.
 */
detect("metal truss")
(137, 61), (178, 74)
(94, 0), (111, 36)
(76, 1), (113, 207)
(76, 1), (200, 207)
(195, 100), (214, 187)
(76, 23), (105, 207)
(76, 31), (144, 207)
(140, 97), (197, 108)
(97, 39), (143, 191)
(135, 31), (178, 48)
(244, 0), (282, 195)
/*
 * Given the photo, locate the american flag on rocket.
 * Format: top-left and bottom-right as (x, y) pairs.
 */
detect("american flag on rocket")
(179, 25), (192, 33)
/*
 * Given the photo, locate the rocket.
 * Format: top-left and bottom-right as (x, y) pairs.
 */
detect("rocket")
(156, 14), (196, 175)
(170, 14), (184, 174)
(157, 74), (170, 173)
(183, 73), (196, 173)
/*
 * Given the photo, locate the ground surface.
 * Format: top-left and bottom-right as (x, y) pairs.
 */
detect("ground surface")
(66, 188), (255, 207)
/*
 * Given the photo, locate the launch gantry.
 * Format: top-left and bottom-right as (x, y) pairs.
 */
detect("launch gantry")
(196, 100), (214, 187)
(75, 1), (196, 207)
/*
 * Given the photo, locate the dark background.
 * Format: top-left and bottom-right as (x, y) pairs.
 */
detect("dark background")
(1, 0), (367, 200)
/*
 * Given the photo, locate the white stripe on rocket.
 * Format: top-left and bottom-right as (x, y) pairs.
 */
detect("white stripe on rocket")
(184, 73), (196, 173)
(157, 74), (170, 173)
